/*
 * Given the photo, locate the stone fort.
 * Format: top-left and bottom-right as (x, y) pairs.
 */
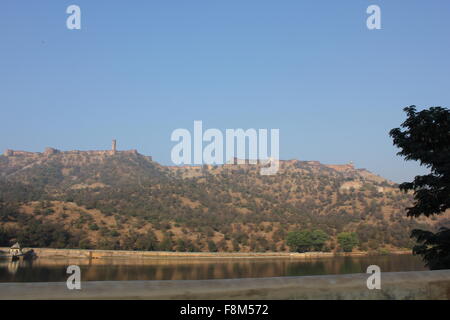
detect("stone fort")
(3, 140), (149, 160)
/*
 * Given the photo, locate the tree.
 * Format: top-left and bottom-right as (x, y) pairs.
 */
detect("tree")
(176, 238), (187, 252)
(207, 240), (218, 252)
(337, 232), (359, 252)
(159, 233), (174, 251)
(390, 106), (450, 269)
(232, 239), (240, 252)
(410, 228), (450, 270)
(135, 231), (159, 251)
(310, 229), (329, 251)
(0, 227), (9, 246)
(286, 230), (329, 253)
(175, 238), (197, 252)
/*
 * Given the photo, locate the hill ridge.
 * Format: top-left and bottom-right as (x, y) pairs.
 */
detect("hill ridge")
(0, 146), (448, 253)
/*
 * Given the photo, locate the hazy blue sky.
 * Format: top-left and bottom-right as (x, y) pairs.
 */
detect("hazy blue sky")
(1, 1), (449, 182)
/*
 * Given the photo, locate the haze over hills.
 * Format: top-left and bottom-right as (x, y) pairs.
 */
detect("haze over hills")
(0, 146), (449, 253)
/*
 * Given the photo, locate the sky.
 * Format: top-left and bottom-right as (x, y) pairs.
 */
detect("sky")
(1, 1), (449, 183)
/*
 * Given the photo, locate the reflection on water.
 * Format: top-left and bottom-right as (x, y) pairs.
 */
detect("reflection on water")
(0, 254), (426, 282)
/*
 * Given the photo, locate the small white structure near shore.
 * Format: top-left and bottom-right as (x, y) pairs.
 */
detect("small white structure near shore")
(9, 243), (23, 256)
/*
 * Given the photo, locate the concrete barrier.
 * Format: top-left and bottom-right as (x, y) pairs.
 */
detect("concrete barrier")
(1, 270), (449, 300)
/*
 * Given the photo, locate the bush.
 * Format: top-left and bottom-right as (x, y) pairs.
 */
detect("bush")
(207, 240), (218, 252)
(89, 223), (99, 231)
(337, 232), (359, 252)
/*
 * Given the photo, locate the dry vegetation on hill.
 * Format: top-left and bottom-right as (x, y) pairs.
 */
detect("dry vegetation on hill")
(1, 150), (449, 252)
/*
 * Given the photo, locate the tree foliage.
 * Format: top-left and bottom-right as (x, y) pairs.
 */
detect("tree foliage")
(286, 229), (328, 252)
(337, 232), (359, 252)
(411, 228), (450, 270)
(390, 105), (450, 269)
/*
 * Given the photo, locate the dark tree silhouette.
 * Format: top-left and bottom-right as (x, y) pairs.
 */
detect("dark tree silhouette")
(390, 105), (450, 269)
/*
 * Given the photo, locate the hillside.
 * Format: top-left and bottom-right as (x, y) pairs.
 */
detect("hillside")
(1, 148), (449, 253)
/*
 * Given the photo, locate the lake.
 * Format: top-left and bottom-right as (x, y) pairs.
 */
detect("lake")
(0, 254), (426, 282)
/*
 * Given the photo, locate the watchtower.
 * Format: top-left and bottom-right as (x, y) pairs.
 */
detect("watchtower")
(112, 139), (117, 154)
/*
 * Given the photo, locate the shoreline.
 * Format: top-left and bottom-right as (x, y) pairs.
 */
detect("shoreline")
(0, 247), (412, 260)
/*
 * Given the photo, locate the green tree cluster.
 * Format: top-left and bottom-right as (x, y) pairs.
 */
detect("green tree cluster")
(286, 229), (328, 252)
(337, 232), (359, 252)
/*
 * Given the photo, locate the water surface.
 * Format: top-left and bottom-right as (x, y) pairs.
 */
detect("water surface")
(0, 254), (426, 282)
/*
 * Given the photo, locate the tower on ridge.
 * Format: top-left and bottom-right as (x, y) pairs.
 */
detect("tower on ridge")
(112, 139), (117, 154)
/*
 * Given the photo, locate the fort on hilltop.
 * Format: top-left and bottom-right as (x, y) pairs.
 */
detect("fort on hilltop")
(3, 140), (146, 159)
(3, 141), (359, 178)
